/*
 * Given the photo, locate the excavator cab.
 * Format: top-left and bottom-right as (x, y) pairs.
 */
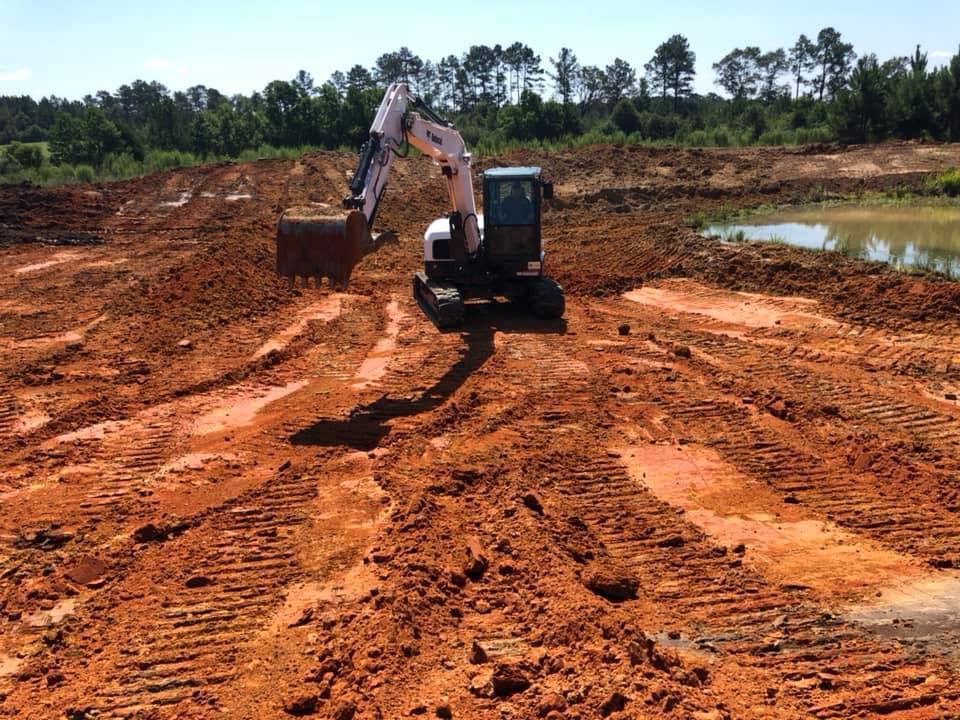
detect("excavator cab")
(481, 167), (553, 277)
(417, 165), (563, 327)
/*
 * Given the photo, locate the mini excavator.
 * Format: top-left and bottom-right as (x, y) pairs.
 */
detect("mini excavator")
(276, 83), (565, 328)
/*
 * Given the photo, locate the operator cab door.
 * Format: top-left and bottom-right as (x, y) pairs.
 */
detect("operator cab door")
(483, 177), (541, 275)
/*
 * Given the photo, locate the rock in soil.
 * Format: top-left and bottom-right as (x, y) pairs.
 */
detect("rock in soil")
(492, 661), (533, 697)
(64, 556), (107, 586)
(469, 640), (488, 665)
(538, 693), (567, 716)
(464, 537), (489, 580)
(283, 693), (319, 716)
(600, 691), (628, 716)
(522, 492), (544, 514)
(584, 565), (639, 601)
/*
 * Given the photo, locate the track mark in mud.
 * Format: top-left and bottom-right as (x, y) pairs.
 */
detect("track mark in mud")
(289, 307), (493, 450)
(600, 287), (960, 565)
(192, 380), (309, 437)
(85, 454), (385, 719)
(14, 251), (80, 275)
(1, 415), (178, 537)
(622, 280), (960, 379)
(558, 451), (957, 712)
(90, 470), (320, 718)
(0, 381), (17, 439)
(616, 441), (960, 658)
(251, 294), (343, 360)
(624, 281), (836, 333)
(615, 442), (933, 598)
(500, 333), (591, 427)
(654, 385), (960, 564)
(76, 418), (177, 520)
(352, 299), (406, 389)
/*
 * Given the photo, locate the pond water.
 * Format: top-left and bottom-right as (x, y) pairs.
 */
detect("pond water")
(705, 205), (960, 275)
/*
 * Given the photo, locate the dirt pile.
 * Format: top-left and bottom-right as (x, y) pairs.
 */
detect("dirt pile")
(2, 142), (960, 718)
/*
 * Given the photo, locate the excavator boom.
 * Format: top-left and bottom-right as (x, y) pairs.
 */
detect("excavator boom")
(276, 83), (477, 288)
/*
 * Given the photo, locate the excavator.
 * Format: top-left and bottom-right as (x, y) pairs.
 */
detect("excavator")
(275, 83), (565, 328)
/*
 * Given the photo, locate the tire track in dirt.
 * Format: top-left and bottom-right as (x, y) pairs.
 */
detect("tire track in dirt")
(0, 380), (17, 440)
(654, 355), (960, 562)
(556, 447), (960, 717)
(89, 468), (323, 718)
(1, 297), (474, 719)
(595, 289), (960, 566)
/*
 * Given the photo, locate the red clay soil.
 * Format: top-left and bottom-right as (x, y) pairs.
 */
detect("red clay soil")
(2, 142), (960, 719)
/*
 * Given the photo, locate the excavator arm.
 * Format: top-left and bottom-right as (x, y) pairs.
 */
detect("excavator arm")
(276, 83), (481, 288)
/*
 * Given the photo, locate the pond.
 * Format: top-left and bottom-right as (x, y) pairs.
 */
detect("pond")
(705, 205), (960, 275)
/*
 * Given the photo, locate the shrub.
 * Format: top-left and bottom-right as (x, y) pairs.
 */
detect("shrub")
(74, 165), (96, 183)
(611, 99), (641, 134)
(6, 141), (43, 169)
(928, 168), (960, 197)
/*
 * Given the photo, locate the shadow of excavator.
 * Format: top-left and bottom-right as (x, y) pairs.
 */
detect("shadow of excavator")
(289, 300), (567, 451)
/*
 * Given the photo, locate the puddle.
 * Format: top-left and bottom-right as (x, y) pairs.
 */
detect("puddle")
(352, 300), (405, 389)
(192, 380), (308, 436)
(624, 282), (834, 331)
(706, 204), (960, 274)
(849, 577), (960, 646)
(252, 295), (343, 360)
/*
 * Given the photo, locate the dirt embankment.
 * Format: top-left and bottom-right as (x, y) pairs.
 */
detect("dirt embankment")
(2, 142), (960, 719)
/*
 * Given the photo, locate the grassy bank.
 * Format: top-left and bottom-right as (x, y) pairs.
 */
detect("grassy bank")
(0, 144), (321, 187)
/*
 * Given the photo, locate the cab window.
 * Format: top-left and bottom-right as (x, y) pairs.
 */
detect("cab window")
(488, 180), (534, 226)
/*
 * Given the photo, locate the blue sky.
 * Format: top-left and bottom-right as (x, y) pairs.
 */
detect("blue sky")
(1, 0), (958, 100)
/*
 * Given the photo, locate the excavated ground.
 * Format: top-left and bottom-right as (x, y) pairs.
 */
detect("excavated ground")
(3, 142), (960, 719)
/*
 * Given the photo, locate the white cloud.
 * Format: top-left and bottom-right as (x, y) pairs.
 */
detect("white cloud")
(931, 50), (953, 59)
(0, 68), (31, 83)
(145, 57), (172, 70)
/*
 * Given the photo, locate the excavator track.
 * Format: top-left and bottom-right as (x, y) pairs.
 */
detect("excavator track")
(413, 271), (465, 329)
(528, 276), (566, 319)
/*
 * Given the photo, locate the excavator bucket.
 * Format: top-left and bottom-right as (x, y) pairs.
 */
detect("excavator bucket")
(276, 207), (373, 289)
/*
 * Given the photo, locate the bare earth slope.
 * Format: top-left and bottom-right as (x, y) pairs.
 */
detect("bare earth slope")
(2, 142), (960, 719)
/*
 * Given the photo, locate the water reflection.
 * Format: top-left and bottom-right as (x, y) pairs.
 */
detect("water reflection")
(706, 205), (960, 275)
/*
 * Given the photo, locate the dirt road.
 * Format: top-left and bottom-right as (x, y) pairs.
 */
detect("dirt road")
(3, 142), (960, 719)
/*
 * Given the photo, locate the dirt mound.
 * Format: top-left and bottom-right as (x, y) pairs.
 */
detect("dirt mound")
(3, 142), (960, 719)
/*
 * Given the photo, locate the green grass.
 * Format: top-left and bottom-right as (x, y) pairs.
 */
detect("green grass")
(0, 141), (49, 157)
(926, 168), (960, 198)
(0, 144), (320, 186)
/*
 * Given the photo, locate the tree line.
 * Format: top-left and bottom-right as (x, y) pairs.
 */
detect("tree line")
(1, 30), (959, 178)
